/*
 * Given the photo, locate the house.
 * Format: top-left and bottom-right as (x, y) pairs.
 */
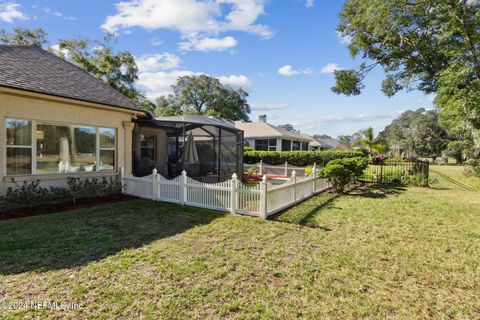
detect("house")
(301, 134), (351, 151)
(0, 45), (243, 192)
(235, 115), (310, 151)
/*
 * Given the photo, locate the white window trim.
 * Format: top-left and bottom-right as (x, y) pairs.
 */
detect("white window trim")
(4, 118), (118, 177)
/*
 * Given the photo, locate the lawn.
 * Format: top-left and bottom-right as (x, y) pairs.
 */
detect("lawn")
(430, 165), (480, 190)
(1, 185), (480, 319)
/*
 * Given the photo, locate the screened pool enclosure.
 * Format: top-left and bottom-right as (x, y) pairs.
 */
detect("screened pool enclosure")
(133, 115), (244, 182)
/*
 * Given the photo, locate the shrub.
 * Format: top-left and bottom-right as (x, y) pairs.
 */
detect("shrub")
(246, 167), (257, 177)
(305, 165), (312, 176)
(244, 150), (366, 167)
(0, 175), (122, 213)
(465, 159), (480, 177)
(319, 157), (368, 193)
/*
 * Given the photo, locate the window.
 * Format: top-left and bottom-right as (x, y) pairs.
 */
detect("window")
(281, 139), (291, 151)
(141, 135), (156, 160)
(6, 119), (32, 175)
(36, 123), (96, 174)
(255, 139), (277, 151)
(99, 128), (116, 171)
(292, 141), (301, 151)
(4, 118), (117, 175)
(301, 142), (309, 150)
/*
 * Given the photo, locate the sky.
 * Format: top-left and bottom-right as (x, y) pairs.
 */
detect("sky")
(0, 0), (435, 137)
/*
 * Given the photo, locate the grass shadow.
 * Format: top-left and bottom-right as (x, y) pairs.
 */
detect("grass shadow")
(0, 200), (224, 275)
(273, 183), (408, 229)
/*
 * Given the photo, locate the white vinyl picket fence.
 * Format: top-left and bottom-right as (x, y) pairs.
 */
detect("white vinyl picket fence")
(122, 167), (331, 219)
(244, 160), (311, 177)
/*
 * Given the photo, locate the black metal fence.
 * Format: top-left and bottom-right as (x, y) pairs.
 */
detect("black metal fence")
(360, 160), (430, 186)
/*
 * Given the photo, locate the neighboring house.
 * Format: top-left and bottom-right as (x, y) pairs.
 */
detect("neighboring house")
(1, 46), (243, 192)
(301, 134), (350, 151)
(235, 115), (310, 151)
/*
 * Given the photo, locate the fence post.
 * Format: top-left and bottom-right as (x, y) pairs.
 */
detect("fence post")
(312, 165), (317, 194)
(180, 170), (187, 205)
(260, 175), (268, 219)
(292, 170), (297, 203)
(259, 160), (263, 175)
(284, 161), (288, 176)
(119, 166), (125, 194)
(152, 168), (158, 201)
(230, 173), (238, 214)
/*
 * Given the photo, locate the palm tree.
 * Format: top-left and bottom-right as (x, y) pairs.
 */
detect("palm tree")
(353, 127), (386, 154)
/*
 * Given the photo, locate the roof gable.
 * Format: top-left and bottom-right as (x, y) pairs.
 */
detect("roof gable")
(234, 121), (311, 142)
(0, 45), (145, 113)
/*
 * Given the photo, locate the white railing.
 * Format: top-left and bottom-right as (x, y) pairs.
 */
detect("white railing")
(122, 166), (331, 219)
(244, 160), (312, 177)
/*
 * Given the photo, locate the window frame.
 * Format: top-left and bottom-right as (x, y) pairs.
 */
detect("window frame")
(255, 139), (277, 151)
(140, 134), (157, 161)
(4, 117), (118, 177)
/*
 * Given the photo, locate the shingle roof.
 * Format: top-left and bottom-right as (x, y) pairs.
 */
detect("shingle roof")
(234, 121), (311, 142)
(315, 137), (350, 150)
(0, 45), (145, 113)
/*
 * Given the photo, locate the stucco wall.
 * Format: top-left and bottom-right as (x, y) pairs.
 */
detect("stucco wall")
(0, 90), (137, 193)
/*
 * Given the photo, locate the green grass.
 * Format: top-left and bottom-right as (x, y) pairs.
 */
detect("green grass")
(1, 186), (480, 319)
(430, 165), (480, 190)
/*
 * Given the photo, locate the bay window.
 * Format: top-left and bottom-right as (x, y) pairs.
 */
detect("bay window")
(5, 118), (117, 175)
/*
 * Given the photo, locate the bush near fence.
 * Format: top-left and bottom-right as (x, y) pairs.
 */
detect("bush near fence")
(244, 150), (366, 167)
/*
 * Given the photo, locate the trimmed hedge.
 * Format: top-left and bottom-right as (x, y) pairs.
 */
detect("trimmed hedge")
(244, 150), (366, 167)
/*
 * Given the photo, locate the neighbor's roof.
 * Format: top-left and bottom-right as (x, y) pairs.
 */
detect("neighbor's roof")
(0, 45), (145, 113)
(316, 137), (350, 150)
(234, 121), (311, 142)
(155, 115), (242, 132)
(301, 134), (323, 147)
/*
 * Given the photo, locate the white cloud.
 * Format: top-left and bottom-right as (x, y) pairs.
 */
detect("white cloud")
(102, 0), (272, 50)
(49, 44), (71, 59)
(218, 75), (251, 88)
(150, 37), (162, 46)
(277, 65), (311, 76)
(137, 70), (251, 100)
(179, 36), (237, 52)
(306, 0), (314, 8)
(0, 2), (27, 22)
(320, 63), (342, 74)
(135, 53), (181, 72)
(137, 70), (197, 99)
(250, 103), (289, 111)
(337, 31), (352, 45)
(37, 6), (76, 20)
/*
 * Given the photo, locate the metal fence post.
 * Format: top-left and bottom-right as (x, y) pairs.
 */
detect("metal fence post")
(260, 175), (268, 219)
(231, 173), (238, 214)
(292, 170), (297, 203)
(152, 168), (158, 201)
(180, 170), (187, 205)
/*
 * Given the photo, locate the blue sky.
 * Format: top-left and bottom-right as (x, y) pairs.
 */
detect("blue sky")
(0, 0), (435, 137)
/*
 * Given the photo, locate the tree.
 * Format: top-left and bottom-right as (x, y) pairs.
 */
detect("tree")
(0, 27), (48, 47)
(278, 124), (299, 133)
(378, 109), (448, 160)
(337, 135), (353, 148)
(56, 36), (153, 111)
(353, 127), (385, 154)
(157, 75), (251, 121)
(334, 0), (480, 154)
(314, 134), (332, 139)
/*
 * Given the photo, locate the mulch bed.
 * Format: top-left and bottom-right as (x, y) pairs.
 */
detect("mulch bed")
(0, 194), (138, 221)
